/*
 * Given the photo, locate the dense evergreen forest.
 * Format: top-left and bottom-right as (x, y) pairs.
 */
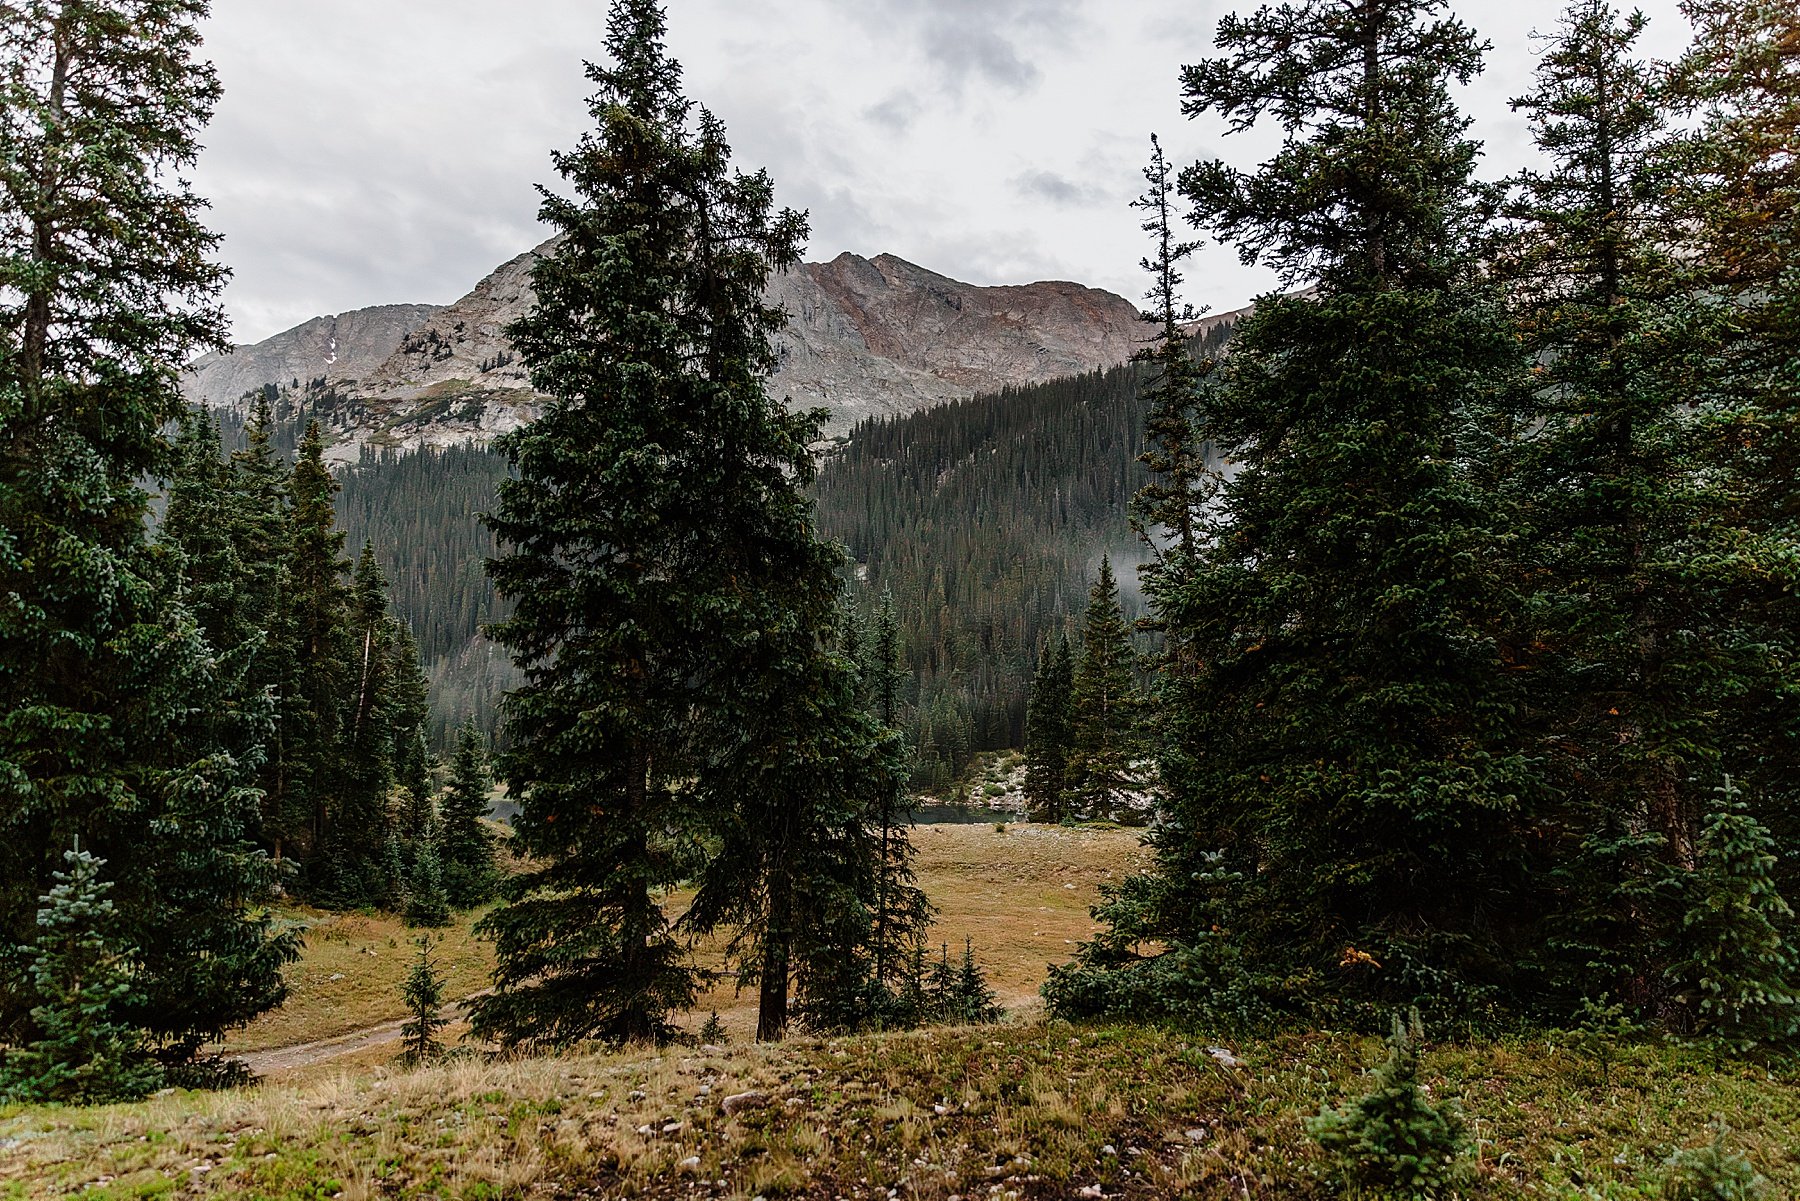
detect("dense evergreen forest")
(816, 322), (1231, 790)
(335, 445), (519, 748)
(233, 320), (1229, 785)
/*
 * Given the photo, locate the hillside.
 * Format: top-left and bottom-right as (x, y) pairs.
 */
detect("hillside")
(6, 1021), (1791, 1199)
(182, 245), (1149, 451)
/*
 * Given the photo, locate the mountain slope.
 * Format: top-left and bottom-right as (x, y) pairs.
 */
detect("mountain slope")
(182, 245), (1150, 444)
(182, 303), (443, 409)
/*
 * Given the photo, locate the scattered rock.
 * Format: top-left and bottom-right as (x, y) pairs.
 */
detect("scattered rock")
(1100, 1145), (1116, 1156)
(1185, 1127), (1209, 1144)
(700, 1043), (725, 1054)
(678, 1155), (702, 1172)
(662, 1121), (684, 1134)
(627, 1090), (645, 1102)
(1077, 1186), (1104, 1198)
(1205, 1046), (1243, 1068)
(720, 1089), (770, 1117)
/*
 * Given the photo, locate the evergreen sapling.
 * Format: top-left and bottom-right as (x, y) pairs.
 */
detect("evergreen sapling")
(0, 846), (162, 1104)
(1306, 1010), (1466, 1199)
(399, 936), (449, 1066)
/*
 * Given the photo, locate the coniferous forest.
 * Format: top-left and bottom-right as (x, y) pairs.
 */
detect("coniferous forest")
(4, 4), (1800, 1193)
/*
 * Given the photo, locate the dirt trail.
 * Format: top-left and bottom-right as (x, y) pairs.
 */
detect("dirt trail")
(237, 994), (488, 1074)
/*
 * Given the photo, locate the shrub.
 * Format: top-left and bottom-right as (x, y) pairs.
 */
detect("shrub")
(1306, 1009), (1466, 1199)
(1662, 1123), (1770, 1201)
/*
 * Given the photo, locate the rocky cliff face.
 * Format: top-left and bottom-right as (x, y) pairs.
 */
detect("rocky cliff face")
(183, 303), (444, 410)
(182, 243), (1154, 451)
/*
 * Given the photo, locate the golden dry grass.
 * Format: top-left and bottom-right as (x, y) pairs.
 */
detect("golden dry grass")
(227, 821), (1150, 1063)
(6, 1022), (1797, 1200)
(223, 908), (497, 1054)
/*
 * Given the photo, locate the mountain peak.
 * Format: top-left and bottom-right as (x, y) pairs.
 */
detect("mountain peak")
(184, 245), (1150, 451)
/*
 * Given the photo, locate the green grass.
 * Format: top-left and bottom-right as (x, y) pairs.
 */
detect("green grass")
(2, 1021), (1794, 1199)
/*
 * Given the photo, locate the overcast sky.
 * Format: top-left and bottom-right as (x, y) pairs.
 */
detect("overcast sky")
(194, 0), (1693, 344)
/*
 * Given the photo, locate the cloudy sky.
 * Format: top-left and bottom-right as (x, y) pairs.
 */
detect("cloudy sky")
(195, 0), (1692, 344)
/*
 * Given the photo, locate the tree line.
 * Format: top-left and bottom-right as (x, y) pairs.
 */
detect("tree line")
(0, 0), (501, 1100)
(1044, 0), (1800, 1048)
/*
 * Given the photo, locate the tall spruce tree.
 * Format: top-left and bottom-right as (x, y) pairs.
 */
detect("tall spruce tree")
(865, 589), (928, 989)
(0, 0), (295, 1068)
(1662, 0), (1800, 893)
(227, 399), (301, 857)
(1063, 559), (1143, 819)
(389, 623), (433, 807)
(1131, 134), (1212, 560)
(694, 651), (910, 1039)
(1023, 634), (1073, 822)
(330, 541), (399, 902)
(471, 0), (828, 1048)
(162, 411), (245, 650)
(1494, 0), (1722, 1013)
(1071, 0), (1539, 1015)
(284, 422), (356, 896)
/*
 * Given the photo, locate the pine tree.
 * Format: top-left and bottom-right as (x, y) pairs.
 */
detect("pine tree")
(439, 721), (497, 909)
(228, 398), (300, 859)
(1669, 778), (1799, 1048)
(865, 589), (929, 989)
(0, 0), (296, 1068)
(1493, 0), (1724, 1011)
(472, 0), (818, 1049)
(923, 943), (960, 1024)
(280, 420), (363, 902)
(161, 410), (244, 650)
(1108, 0), (1539, 1010)
(949, 938), (1002, 1026)
(1023, 635), (1073, 822)
(1661, 0), (1800, 892)
(1064, 559), (1142, 818)
(1131, 134), (1213, 560)
(1306, 1010), (1467, 1198)
(330, 541), (398, 903)
(693, 649), (911, 1041)
(0, 846), (161, 1104)
(405, 836), (452, 929)
(398, 936), (448, 1066)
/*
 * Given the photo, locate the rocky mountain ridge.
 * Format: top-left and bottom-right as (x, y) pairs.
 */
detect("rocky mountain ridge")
(182, 243), (1156, 456)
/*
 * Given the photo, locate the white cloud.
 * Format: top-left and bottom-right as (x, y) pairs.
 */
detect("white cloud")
(195, 0), (1691, 343)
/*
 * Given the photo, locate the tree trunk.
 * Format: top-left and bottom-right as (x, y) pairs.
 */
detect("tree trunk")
(757, 867), (792, 1041)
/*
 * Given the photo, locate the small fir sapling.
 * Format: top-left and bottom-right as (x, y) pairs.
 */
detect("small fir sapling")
(1574, 993), (1641, 1090)
(1662, 1121), (1770, 1201)
(1306, 1009), (1466, 1200)
(0, 846), (163, 1104)
(399, 936), (449, 1066)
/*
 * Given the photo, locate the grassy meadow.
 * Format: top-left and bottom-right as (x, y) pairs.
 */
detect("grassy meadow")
(3, 820), (1796, 1200)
